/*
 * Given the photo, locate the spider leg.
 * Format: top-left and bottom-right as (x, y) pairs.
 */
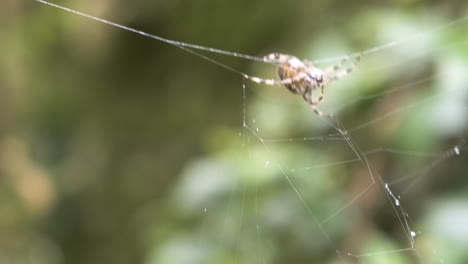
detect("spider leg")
(303, 87), (333, 118)
(318, 85), (324, 103)
(311, 105), (333, 118)
(331, 54), (361, 81)
(324, 56), (350, 75)
(303, 88), (324, 105)
(243, 72), (308, 86)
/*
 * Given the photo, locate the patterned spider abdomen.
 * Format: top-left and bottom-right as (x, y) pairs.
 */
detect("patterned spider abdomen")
(250, 52), (361, 117)
(278, 57), (324, 99)
(277, 55), (310, 95)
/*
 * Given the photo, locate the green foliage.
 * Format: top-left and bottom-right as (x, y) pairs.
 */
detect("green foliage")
(1, 0), (468, 263)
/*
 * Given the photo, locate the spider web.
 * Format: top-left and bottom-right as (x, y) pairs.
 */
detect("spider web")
(167, 14), (468, 264)
(235, 75), (466, 263)
(26, 1), (468, 264)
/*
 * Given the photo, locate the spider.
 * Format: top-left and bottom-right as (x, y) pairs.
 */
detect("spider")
(243, 53), (361, 117)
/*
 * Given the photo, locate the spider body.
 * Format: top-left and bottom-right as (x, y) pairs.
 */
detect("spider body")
(244, 53), (361, 117)
(273, 53), (329, 105)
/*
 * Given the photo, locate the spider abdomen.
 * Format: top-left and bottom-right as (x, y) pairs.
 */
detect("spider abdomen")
(247, 52), (361, 117)
(278, 57), (311, 95)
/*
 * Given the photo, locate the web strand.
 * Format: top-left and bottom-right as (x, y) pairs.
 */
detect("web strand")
(33, 1), (468, 262)
(310, 15), (468, 65)
(33, 0), (468, 70)
(32, 0), (264, 62)
(31, 0), (265, 78)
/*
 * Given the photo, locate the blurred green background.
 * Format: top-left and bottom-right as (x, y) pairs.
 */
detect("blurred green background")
(2, 0), (468, 263)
